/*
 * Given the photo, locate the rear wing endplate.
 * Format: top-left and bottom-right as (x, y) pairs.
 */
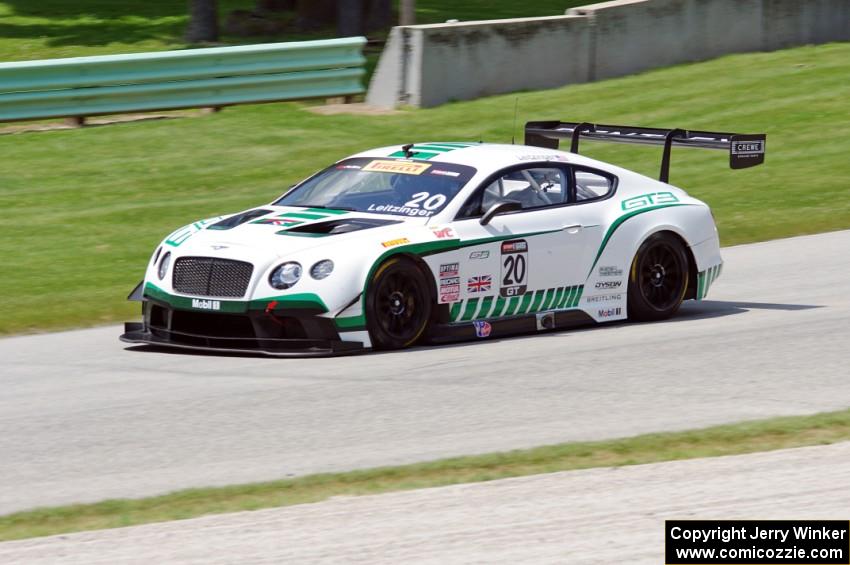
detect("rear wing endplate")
(524, 121), (766, 183)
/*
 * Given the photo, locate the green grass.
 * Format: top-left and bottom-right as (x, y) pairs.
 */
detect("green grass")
(0, 42), (848, 334)
(0, 1), (582, 63)
(2, 408), (850, 541)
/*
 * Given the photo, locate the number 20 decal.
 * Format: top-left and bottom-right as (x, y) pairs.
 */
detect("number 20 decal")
(403, 192), (447, 210)
(500, 239), (529, 297)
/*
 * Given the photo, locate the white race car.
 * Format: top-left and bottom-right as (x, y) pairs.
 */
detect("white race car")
(121, 121), (765, 355)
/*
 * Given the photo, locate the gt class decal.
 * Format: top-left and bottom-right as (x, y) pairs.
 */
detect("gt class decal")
(500, 239), (528, 297)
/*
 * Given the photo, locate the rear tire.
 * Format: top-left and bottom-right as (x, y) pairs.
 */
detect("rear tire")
(627, 232), (689, 322)
(366, 257), (433, 350)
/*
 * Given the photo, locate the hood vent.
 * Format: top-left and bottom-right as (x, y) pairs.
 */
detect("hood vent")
(278, 218), (401, 237)
(208, 209), (273, 230)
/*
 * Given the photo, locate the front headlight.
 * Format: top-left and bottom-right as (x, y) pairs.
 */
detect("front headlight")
(270, 262), (302, 289)
(158, 252), (171, 280)
(310, 259), (334, 280)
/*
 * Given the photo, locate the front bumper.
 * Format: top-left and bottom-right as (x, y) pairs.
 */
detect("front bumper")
(120, 322), (362, 357)
(121, 295), (364, 357)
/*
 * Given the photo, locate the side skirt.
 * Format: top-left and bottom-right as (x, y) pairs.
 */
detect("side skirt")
(427, 309), (596, 344)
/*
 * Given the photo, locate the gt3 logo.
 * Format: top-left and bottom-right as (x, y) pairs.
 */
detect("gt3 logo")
(620, 192), (679, 211)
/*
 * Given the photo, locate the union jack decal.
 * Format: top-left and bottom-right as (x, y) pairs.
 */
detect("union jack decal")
(467, 275), (491, 293)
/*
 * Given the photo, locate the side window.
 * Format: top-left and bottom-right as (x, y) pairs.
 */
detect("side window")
(575, 169), (615, 202)
(459, 166), (569, 218)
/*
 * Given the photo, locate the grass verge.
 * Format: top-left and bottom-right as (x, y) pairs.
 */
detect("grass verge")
(2, 408), (850, 541)
(0, 0), (582, 63)
(0, 42), (848, 334)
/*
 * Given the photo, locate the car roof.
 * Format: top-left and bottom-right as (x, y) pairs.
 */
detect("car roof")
(346, 142), (622, 175)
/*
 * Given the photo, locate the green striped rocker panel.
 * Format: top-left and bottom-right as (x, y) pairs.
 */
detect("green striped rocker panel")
(448, 285), (585, 323)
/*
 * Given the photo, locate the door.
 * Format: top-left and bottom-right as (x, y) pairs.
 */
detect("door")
(445, 164), (589, 322)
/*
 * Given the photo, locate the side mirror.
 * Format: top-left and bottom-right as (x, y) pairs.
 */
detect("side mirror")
(480, 201), (522, 226)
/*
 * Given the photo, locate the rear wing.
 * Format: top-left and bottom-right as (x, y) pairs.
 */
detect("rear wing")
(524, 121), (766, 183)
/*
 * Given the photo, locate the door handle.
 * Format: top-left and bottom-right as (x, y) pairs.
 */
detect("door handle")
(562, 224), (582, 234)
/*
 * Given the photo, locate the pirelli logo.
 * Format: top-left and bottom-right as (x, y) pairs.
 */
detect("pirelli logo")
(363, 160), (431, 175)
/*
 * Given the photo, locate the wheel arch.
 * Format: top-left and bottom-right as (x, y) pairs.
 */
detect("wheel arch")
(638, 229), (698, 300)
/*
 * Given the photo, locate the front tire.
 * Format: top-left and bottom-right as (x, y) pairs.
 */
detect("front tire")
(366, 257), (433, 350)
(627, 232), (689, 322)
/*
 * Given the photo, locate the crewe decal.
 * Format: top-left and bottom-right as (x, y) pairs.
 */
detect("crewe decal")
(500, 239), (529, 298)
(381, 237), (410, 248)
(362, 160), (431, 175)
(467, 275), (492, 293)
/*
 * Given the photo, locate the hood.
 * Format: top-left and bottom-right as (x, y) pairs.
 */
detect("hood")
(171, 206), (424, 259)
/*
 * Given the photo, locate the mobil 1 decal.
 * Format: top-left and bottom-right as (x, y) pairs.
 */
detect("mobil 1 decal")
(500, 239), (528, 298)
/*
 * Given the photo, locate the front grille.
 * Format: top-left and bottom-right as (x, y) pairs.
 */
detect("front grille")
(172, 257), (253, 298)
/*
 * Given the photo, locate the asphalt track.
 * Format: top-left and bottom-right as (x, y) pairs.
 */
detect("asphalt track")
(1, 230), (848, 514)
(3, 442), (848, 563)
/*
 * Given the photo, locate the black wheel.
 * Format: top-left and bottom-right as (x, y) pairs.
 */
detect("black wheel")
(627, 232), (689, 322)
(366, 257), (433, 349)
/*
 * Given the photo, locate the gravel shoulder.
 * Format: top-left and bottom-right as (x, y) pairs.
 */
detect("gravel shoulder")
(3, 442), (848, 564)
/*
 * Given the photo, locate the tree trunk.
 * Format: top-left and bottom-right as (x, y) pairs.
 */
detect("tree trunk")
(399, 0), (415, 25)
(365, 0), (391, 32)
(296, 0), (336, 30)
(337, 0), (363, 36)
(254, 0), (295, 14)
(186, 0), (219, 42)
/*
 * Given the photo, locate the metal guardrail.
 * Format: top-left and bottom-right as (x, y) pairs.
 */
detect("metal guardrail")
(0, 37), (367, 122)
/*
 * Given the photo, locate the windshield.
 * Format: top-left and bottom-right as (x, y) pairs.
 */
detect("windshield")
(274, 158), (476, 218)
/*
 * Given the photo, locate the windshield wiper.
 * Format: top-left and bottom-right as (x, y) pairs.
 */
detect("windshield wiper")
(297, 204), (357, 212)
